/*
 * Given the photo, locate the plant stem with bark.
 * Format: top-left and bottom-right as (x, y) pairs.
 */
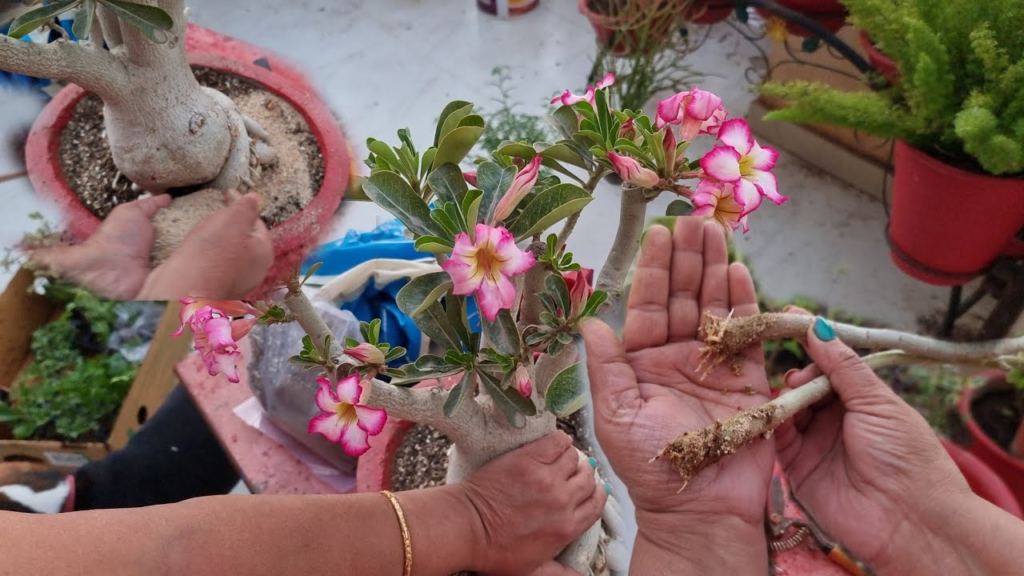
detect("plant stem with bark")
(596, 185), (649, 304)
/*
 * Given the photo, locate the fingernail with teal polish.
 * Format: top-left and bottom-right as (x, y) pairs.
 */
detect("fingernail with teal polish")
(588, 457), (598, 468)
(603, 483), (612, 494)
(813, 317), (836, 342)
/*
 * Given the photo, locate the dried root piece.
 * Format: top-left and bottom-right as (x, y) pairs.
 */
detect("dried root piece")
(698, 311), (784, 374)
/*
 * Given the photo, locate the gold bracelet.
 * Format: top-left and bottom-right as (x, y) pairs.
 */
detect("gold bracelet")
(381, 490), (413, 576)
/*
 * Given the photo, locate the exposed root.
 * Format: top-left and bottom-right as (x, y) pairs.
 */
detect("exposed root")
(698, 310), (779, 374)
(205, 89), (277, 193)
(653, 405), (779, 487)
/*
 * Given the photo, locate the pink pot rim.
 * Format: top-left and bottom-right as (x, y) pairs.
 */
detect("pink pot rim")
(25, 50), (350, 257)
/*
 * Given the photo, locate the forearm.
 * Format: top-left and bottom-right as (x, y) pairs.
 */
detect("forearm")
(0, 487), (482, 576)
(631, 512), (768, 575)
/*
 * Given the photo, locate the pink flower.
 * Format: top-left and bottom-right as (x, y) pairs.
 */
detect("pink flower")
(662, 126), (678, 175)
(618, 117), (637, 141)
(549, 73), (615, 107)
(656, 88), (727, 140)
(492, 155), (542, 223)
(700, 118), (786, 209)
(308, 375), (387, 457)
(515, 365), (532, 398)
(463, 170), (478, 187)
(345, 342), (385, 365)
(692, 179), (749, 233)
(172, 298), (258, 337)
(568, 269), (594, 318)
(188, 306), (256, 383)
(607, 151), (660, 188)
(443, 224), (536, 321)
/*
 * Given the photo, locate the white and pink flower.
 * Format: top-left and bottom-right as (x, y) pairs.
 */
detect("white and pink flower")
(189, 305), (256, 383)
(550, 73), (615, 107)
(655, 88), (727, 140)
(515, 365), (532, 398)
(172, 298), (258, 338)
(492, 155), (542, 224)
(700, 118), (786, 211)
(692, 179), (749, 233)
(463, 170), (478, 187)
(308, 375), (387, 457)
(568, 269), (594, 318)
(607, 151), (660, 188)
(442, 224), (535, 322)
(345, 342), (385, 365)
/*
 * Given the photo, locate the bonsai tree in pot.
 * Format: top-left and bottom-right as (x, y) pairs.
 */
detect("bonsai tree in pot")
(174, 77), (788, 572)
(760, 0), (1024, 285)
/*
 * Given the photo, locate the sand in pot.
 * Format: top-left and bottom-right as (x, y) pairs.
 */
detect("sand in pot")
(59, 68), (325, 265)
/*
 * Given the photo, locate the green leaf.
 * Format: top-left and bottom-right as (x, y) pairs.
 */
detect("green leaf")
(545, 273), (570, 315)
(72, 0), (97, 41)
(434, 101), (473, 147)
(344, 337), (360, 349)
(385, 346), (408, 362)
(495, 142), (538, 161)
(475, 162), (517, 224)
(478, 370), (535, 428)
(581, 290), (608, 318)
(9, 0), (82, 38)
(666, 199), (694, 217)
(433, 123), (486, 169)
(541, 142), (590, 169)
(363, 171), (443, 237)
(508, 184), (593, 241)
(390, 358), (462, 386)
(413, 302), (463, 351)
(427, 163), (469, 207)
(97, 0), (173, 43)
(414, 235), (454, 254)
(445, 294), (471, 348)
(443, 371), (474, 417)
(549, 105), (580, 140)
(420, 148), (437, 179)
(430, 208), (461, 238)
(397, 272), (453, 318)
(545, 363), (587, 417)
(480, 308), (521, 356)
(367, 139), (405, 176)
(462, 188), (483, 227)
(301, 262), (324, 286)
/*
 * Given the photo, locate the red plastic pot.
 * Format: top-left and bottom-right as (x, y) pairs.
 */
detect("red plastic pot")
(685, 0), (734, 24)
(756, 0), (847, 37)
(959, 381), (1024, 511)
(858, 31), (899, 85)
(25, 30), (351, 296)
(578, 0), (676, 56)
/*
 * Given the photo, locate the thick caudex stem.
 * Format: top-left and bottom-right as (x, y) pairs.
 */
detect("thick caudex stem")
(596, 185), (649, 304)
(657, 313), (1024, 487)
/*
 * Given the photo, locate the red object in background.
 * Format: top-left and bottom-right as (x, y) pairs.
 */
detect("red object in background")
(477, 0), (539, 17)
(942, 438), (1023, 518)
(959, 383), (1024, 512)
(858, 31), (899, 85)
(756, 0), (847, 37)
(888, 142), (1024, 286)
(25, 26), (352, 297)
(685, 0), (734, 24)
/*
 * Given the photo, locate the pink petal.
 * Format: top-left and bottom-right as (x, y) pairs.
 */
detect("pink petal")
(230, 317), (258, 342)
(203, 349), (240, 383)
(733, 179), (763, 217)
(515, 366), (532, 398)
(443, 258), (483, 296)
(315, 377), (340, 413)
(494, 231), (535, 276)
(475, 223), (505, 250)
(684, 88), (723, 120)
(655, 92), (687, 126)
(476, 276), (516, 322)
(334, 374), (363, 405)
(355, 405), (388, 436)
(463, 170), (478, 187)
(717, 118), (753, 155)
(202, 316), (235, 351)
(308, 413), (345, 443)
(700, 146), (742, 182)
(595, 72), (616, 89)
(750, 170), (787, 205)
(582, 86), (597, 105)
(748, 141), (778, 171)
(692, 205), (716, 217)
(339, 422), (371, 457)
(701, 108), (728, 136)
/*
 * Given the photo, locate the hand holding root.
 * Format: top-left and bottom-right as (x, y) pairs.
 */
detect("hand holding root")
(655, 312), (1024, 487)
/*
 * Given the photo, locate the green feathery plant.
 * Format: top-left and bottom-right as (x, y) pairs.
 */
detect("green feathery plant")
(761, 0), (1024, 176)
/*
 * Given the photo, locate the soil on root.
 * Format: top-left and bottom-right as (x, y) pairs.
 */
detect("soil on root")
(59, 67), (325, 261)
(971, 383), (1024, 452)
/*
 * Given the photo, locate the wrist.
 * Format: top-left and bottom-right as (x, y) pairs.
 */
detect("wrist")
(634, 509), (767, 575)
(398, 484), (482, 575)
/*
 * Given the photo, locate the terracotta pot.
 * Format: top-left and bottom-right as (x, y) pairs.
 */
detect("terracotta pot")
(25, 31), (352, 296)
(888, 141), (1024, 285)
(579, 0), (677, 56)
(685, 0), (734, 24)
(857, 31), (899, 85)
(756, 0), (847, 37)
(959, 378), (1024, 511)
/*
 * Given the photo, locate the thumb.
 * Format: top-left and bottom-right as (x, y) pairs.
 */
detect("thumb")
(804, 317), (894, 407)
(528, 561), (580, 576)
(580, 319), (641, 425)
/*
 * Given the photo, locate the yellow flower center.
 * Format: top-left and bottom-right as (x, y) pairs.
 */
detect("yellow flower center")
(335, 402), (356, 424)
(472, 238), (507, 283)
(739, 155), (753, 177)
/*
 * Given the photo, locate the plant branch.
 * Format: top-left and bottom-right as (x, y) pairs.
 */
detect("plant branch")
(0, 34), (124, 98)
(595, 185), (649, 303)
(97, 4), (123, 49)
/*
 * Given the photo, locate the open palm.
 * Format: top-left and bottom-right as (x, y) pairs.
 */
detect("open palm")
(583, 217), (774, 525)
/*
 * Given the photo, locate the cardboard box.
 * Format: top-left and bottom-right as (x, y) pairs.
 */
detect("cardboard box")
(0, 269), (192, 472)
(749, 26), (894, 201)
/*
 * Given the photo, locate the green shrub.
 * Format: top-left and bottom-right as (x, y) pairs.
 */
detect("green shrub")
(761, 0), (1024, 176)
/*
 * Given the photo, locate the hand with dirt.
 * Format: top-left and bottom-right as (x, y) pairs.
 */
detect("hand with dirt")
(582, 217), (774, 575)
(458, 431), (607, 576)
(137, 192), (272, 300)
(776, 307), (1024, 575)
(29, 195), (173, 300)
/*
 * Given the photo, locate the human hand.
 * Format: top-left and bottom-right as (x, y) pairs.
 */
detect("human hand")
(458, 431), (606, 576)
(137, 192), (273, 300)
(29, 195), (172, 300)
(581, 217), (773, 574)
(775, 307), (975, 574)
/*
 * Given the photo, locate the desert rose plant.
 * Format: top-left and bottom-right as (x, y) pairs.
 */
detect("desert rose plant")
(173, 77), (786, 571)
(0, 0), (275, 193)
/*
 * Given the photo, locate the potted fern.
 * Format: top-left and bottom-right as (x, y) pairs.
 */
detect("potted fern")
(761, 0), (1024, 285)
